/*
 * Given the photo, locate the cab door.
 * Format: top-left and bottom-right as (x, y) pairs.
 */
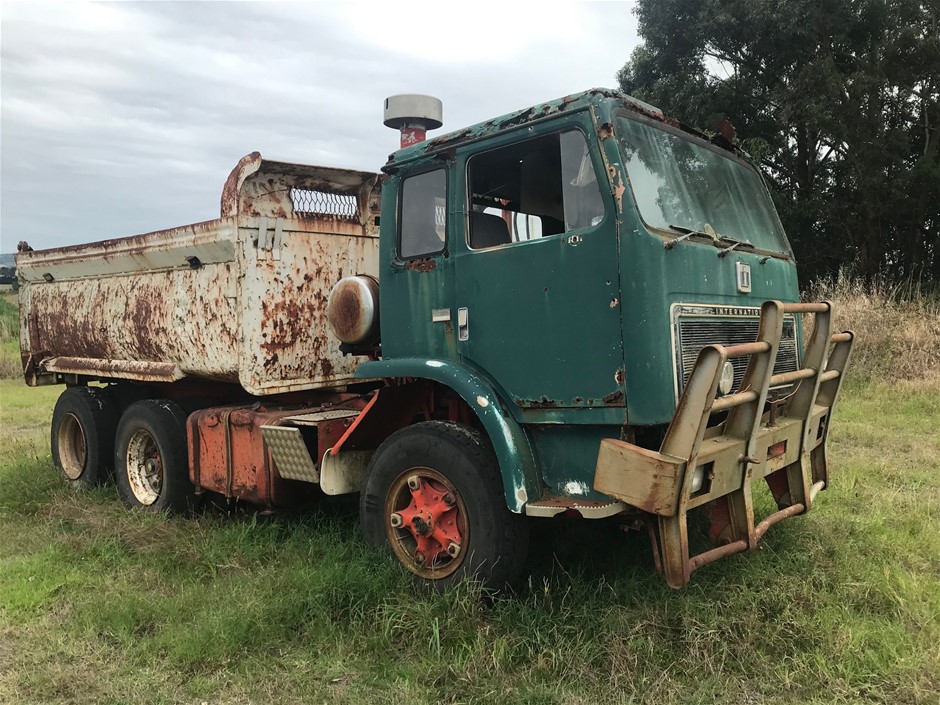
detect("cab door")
(453, 118), (625, 415)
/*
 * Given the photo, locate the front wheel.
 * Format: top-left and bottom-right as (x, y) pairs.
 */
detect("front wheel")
(114, 400), (195, 514)
(360, 421), (528, 591)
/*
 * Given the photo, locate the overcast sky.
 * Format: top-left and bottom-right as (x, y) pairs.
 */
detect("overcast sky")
(0, 1), (638, 251)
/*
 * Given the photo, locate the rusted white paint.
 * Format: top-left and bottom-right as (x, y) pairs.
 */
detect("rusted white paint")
(17, 154), (381, 393)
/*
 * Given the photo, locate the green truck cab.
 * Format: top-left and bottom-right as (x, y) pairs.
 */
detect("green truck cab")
(358, 89), (853, 588)
(18, 89), (854, 590)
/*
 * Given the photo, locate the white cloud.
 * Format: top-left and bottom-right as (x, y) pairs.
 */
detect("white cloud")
(0, 0), (638, 250)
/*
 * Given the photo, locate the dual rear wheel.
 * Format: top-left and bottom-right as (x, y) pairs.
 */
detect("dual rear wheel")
(113, 399), (195, 513)
(51, 389), (194, 513)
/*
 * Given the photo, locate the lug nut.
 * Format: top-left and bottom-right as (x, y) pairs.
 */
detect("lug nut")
(414, 552), (426, 565)
(389, 512), (403, 528)
(446, 542), (461, 558)
(443, 493), (456, 506)
(407, 475), (421, 491)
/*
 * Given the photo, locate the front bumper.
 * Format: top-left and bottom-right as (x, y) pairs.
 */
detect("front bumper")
(594, 300), (854, 587)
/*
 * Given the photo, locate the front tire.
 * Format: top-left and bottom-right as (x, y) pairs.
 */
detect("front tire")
(114, 400), (195, 513)
(360, 421), (528, 590)
(51, 386), (119, 489)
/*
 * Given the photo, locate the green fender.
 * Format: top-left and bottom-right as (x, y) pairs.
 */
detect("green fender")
(355, 358), (540, 513)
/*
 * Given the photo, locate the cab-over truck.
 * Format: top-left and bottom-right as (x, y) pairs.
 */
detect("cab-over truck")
(17, 90), (854, 589)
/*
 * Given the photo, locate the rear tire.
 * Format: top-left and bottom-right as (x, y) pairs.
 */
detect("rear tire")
(51, 386), (119, 489)
(360, 421), (528, 591)
(114, 400), (195, 514)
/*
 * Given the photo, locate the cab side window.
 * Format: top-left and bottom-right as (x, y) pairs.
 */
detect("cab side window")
(467, 130), (604, 249)
(399, 169), (446, 259)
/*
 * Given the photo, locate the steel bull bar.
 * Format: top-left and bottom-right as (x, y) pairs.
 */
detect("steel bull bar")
(594, 301), (855, 588)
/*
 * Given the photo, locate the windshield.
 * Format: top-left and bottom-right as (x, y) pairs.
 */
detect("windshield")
(616, 115), (789, 253)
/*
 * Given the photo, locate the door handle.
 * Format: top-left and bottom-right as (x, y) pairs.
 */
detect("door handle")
(457, 307), (469, 341)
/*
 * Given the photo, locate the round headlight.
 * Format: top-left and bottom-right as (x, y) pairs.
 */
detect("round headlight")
(690, 464), (706, 494)
(718, 360), (735, 395)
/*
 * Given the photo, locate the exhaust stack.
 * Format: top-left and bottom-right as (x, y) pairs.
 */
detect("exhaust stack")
(384, 94), (443, 149)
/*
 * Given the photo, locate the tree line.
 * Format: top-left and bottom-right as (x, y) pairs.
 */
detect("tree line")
(618, 0), (939, 287)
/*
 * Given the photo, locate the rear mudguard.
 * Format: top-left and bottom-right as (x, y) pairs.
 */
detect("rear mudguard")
(355, 358), (540, 513)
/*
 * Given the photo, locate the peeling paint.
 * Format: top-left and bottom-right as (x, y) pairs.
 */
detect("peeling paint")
(564, 480), (590, 496)
(608, 164), (626, 214)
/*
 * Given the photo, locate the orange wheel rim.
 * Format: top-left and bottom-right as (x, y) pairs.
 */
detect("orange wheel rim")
(384, 467), (467, 580)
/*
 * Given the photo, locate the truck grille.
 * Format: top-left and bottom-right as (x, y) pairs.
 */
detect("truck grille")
(673, 305), (799, 398)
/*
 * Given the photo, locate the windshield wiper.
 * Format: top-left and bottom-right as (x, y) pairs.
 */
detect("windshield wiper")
(663, 224), (757, 255)
(715, 236), (756, 257)
(663, 224), (717, 249)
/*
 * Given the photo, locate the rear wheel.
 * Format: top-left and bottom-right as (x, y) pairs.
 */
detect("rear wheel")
(51, 386), (118, 489)
(114, 400), (195, 513)
(360, 421), (528, 590)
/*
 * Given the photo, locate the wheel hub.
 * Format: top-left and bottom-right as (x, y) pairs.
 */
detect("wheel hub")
(386, 469), (466, 578)
(411, 509), (433, 536)
(57, 412), (87, 480)
(125, 428), (163, 505)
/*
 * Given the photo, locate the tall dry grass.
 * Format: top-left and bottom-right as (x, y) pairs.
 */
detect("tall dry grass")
(807, 270), (940, 383)
(0, 290), (21, 379)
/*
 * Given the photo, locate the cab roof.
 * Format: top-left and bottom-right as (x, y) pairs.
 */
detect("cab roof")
(382, 88), (674, 172)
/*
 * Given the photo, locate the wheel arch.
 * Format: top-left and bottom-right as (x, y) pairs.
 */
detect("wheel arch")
(355, 358), (539, 513)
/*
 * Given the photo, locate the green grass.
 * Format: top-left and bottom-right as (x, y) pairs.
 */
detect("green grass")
(0, 378), (938, 705)
(0, 290), (21, 379)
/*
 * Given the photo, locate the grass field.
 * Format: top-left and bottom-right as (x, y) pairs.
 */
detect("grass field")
(1, 285), (938, 704)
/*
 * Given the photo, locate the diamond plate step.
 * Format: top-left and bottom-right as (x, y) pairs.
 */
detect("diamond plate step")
(260, 426), (319, 483)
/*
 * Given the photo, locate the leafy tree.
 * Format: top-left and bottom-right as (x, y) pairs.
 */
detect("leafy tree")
(618, 0), (940, 286)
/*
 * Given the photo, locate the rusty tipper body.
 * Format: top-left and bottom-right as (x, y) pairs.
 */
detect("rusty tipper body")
(17, 89), (854, 589)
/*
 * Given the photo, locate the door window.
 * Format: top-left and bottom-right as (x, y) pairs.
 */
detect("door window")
(467, 130), (605, 249)
(399, 169), (447, 259)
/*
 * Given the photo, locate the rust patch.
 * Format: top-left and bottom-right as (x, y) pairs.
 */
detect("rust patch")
(44, 356), (183, 382)
(404, 258), (437, 272)
(608, 165), (626, 214)
(328, 279), (365, 341)
(602, 390), (624, 405)
(615, 369), (625, 385)
(518, 396), (559, 409)
(622, 98), (681, 129)
(220, 152), (262, 218)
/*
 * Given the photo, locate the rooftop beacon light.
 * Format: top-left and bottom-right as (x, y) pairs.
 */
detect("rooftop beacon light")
(384, 94), (443, 149)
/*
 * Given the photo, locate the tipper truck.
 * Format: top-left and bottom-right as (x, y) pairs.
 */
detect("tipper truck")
(17, 90), (854, 589)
